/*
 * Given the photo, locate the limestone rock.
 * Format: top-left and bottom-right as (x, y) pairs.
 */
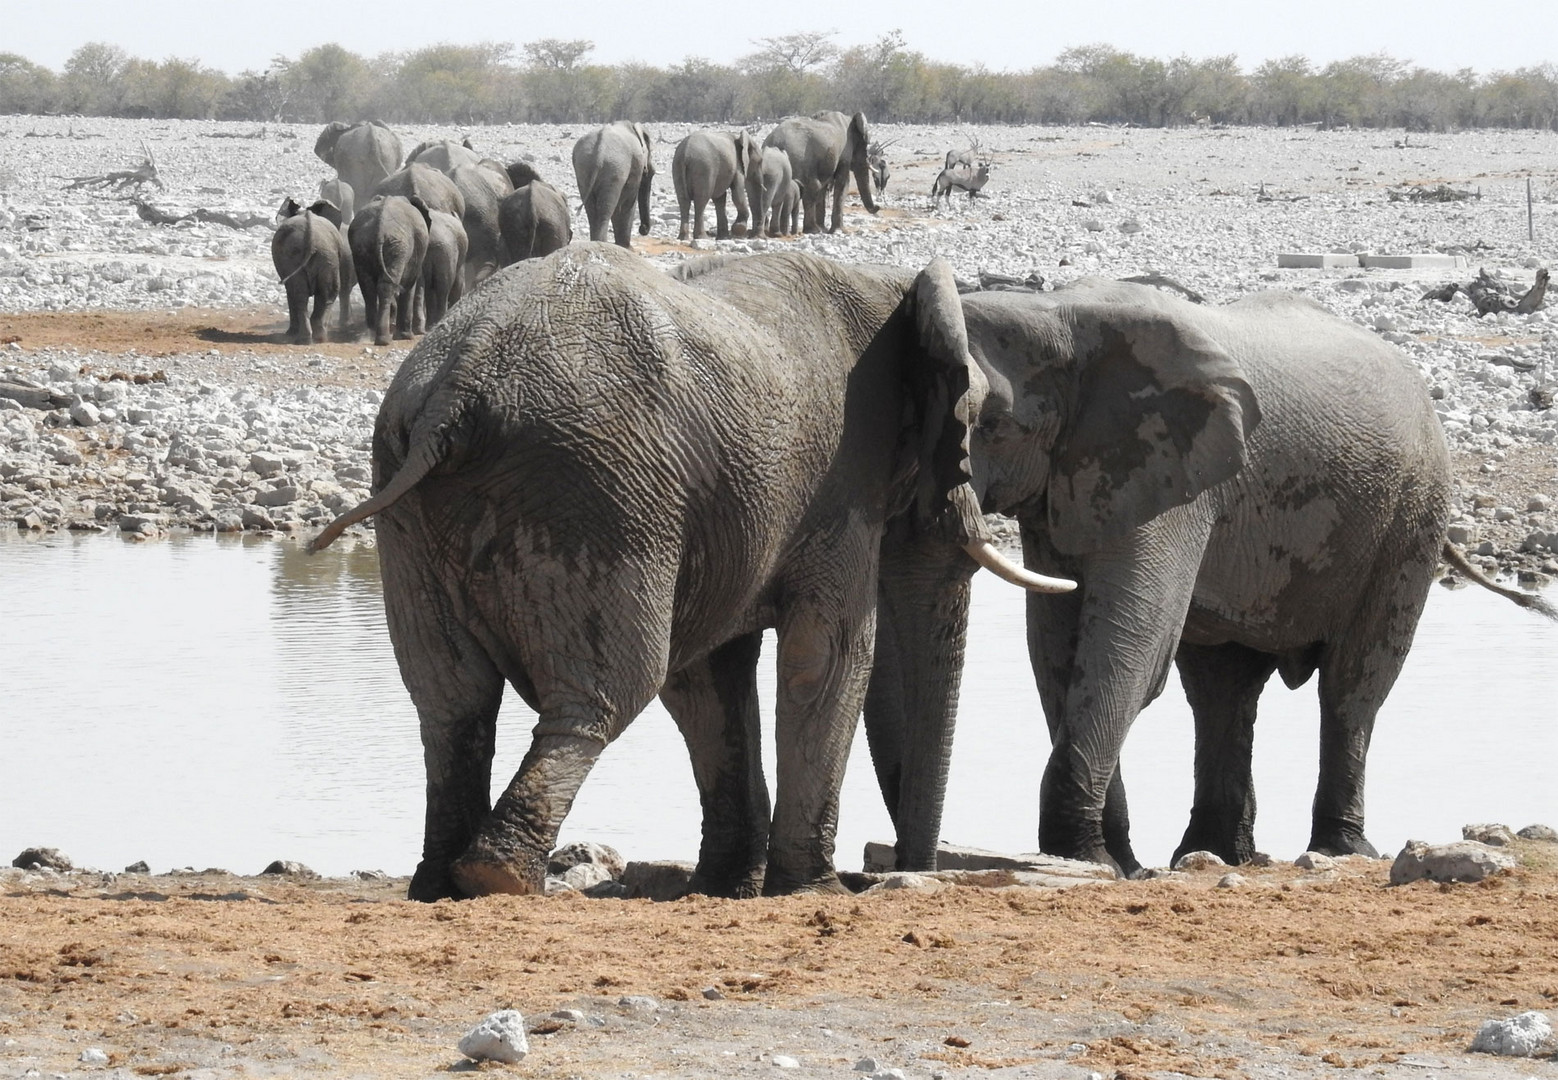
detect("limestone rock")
(866, 872), (946, 893)
(1462, 823), (1516, 846)
(1216, 873), (1247, 888)
(1172, 850), (1227, 871)
(618, 995), (659, 1015)
(458, 1010), (529, 1064)
(1517, 824), (1557, 842)
(123, 860), (150, 874)
(12, 847), (72, 871)
(1294, 851), (1336, 870)
(260, 860), (317, 878)
(548, 840), (625, 879)
(621, 860), (695, 901)
(1469, 1010), (1552, 1056)
(862, 841), (1115, 878)
(1390, 840), (1516, 885)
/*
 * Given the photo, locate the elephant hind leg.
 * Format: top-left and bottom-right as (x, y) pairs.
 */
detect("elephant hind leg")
(1173, 641), (1279, 867)
(660, 632), (770, 897)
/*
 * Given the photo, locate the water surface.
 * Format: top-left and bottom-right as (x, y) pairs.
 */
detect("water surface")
(2, 531), (1553, 877)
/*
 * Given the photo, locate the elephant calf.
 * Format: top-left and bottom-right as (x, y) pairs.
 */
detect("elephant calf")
(272, 197), (352, 345)
(421, 209), (467, 329)
(497, 179), (572, 264)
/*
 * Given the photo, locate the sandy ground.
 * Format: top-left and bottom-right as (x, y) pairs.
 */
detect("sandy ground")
(3, 849), (1558, 1079)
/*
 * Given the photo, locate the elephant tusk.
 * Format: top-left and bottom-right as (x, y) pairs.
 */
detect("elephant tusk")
(962, 540), (1077, 593)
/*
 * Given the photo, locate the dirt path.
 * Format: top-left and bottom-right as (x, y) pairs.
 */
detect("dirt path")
(3, 849), (1557, 1079)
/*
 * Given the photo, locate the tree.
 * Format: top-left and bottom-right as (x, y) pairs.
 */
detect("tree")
(276, 43), (371, 121)
(61, 43), (128, 115)
(744, 31), (838, 75)
(523, 39), (594, 71)
(0, 54), (59, 115)
(380, 43), (515, 123)
(1251, 55), (1317, 126)
(649, 57), (741, 122)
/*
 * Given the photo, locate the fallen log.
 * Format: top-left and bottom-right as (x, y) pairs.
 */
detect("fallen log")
(1422, 267), (1548, 317)
(131, 199), (272, 230)
(0, 380), (72, 411)
(61, 142), (162, 192)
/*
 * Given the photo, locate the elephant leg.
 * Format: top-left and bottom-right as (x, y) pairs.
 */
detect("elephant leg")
(585, 198), (609, 243)
(379, 534), (506, 902)
(309, 284), (329, 344)
(336, 271), (352, 336)
(611, 191), (636, 250)
(730, 180), (750, 236)
(284, 277), (310, 344)
(712, 193), (729, 240)
(828, 176), (846, 233)
(659, 632), (770, 897)
(1308, 552), (1435, 857)
(373, 280), (396, 346)
(862, 528), (975, 871)
(1173, 641), (1279, 866)
(801, 185), (823, 234)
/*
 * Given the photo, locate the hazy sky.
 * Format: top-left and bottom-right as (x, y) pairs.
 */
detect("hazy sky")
(10, 0), (1556, 75)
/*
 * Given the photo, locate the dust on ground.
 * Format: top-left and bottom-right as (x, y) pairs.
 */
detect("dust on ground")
(3, 849), (1557, 1079)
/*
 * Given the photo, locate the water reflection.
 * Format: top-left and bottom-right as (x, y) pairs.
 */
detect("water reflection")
(1, 530), (1553, 878)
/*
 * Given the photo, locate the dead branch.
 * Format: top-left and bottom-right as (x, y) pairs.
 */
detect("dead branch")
(1424, 267), (1549, 316)
(62, 142), (163, 193)
(1388, 183), (1478, 203)
(131, 198), (272, 230)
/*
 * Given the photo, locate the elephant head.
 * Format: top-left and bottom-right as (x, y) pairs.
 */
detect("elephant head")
(845, 112), (880, 216)
(313, 121), (350, 168)
(733, 129), (760, 178)
(633, 122), (655, 236)
(959, 283), (1259, 551)
(506, 160), (543, 189)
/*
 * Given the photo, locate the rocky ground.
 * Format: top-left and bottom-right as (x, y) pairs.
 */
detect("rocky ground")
(3, 834), (1557, 1080)
(1, 119), (1556, 581)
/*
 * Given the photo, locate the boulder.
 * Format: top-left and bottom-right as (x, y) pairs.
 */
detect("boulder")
(620, 860), (695, 901)
(1172, 850), (1227, 871)
(1517, 824), (1557, 842)
(1294, 851), (1336, 870)
(12, 847), (73, 871)
(548, 840), (625, 879)
(1469, 1011), (1552, 1056)
(260, 860), (318, 878)
(1390, 840), (1516, 885)
(458, 1010), (529, 1064)
(1462, 823), (1516, 846)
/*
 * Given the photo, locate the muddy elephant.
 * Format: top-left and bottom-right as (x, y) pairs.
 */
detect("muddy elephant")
(349, 194), (430, 347)
(762, 111), (878, 233)
(448, 159), (512, 289)
(497, 179), (572, 264)
(272, 197), (353, 346)
(672, 129), (759, 241)
(572, 122), (654, 249)
(863, 279), (1553, 879)
(314, 121), (402, 211)
(375, 163), (465, 220)
(310, 245), (1073, 902)
(421, 209), (467, 330)
(743, 145), (794, 239)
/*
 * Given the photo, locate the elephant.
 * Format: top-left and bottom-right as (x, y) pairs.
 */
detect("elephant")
(348, 194), (430, 347)
(762, 110), (879, 233)
(858, 278), (1557, 879)
(449, 159), (513, 289)
(743, 145), (794, 239)
(318, 177), (354, 226)
(271, 197), (353, 345)
(314, 121), (402, 213)
(497, 179), (572, 264)
(404, 137), (482, 175)
(421, 209), (467, 330)
(375, 163), (465, 221)
(309, 245), (1073, 902)
(505, 160), (544, 189)
(671, 129), (759, 241)
(571, 121), (654, 249)
(780, 180), (801, 236)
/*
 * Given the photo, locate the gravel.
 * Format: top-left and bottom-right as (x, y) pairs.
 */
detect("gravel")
(1, 118), (1554, 581)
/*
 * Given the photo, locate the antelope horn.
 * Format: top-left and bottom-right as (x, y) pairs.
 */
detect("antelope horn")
(962, 540), (1077, 593)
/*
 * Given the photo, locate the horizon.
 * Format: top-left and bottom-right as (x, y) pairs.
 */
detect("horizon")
(9, 0), (1558, 78)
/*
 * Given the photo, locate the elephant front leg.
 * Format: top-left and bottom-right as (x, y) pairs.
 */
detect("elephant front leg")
(712, 194), (730, 240)
(1173, 641), (1278, 866)
(766, 603), (877, 895)
(660, 633), (770, 898)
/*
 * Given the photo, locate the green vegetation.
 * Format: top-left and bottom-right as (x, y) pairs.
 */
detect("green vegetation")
(3, 33), (1557, 130)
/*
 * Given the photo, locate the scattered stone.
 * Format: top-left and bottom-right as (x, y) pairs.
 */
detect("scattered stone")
(1216, 873), (1247, 888)
(1517, 824), (1558, 842)
(853, 1057), (880, 1072)
(260, 860), (317, 878)
(69, 400), (100, 426)
(1468, 1010), (1552, 1056)
(548, 840), (625, 879)
(458, 1010), (529, 1064)
(78, 1048), (109, 1065)
(1294, 851), (1336, 870)
(771, 1055), (800, 1068)
(702, 986), (724, 1000)
(618, 995), (659, 1015)
(240, 506), (276, 530)
(866, 872), (946, 892)
(550, 1009), (585, 1023)
(1390, 840), (1517, 885)
(11, 847), (72, 871)
(1172, 850), (1227, 871)
(1462, 823), (1516, 846)
(123, 860), (150, 874)
(620, 860), (695, 901)
(861, 841), (1114, 878)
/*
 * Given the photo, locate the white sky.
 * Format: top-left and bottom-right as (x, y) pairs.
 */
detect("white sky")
(8, 0), (1556, 76)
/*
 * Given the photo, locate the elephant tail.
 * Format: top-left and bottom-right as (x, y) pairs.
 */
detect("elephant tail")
(308, 438), (442, 553)
(1442, 541), (1557, 620)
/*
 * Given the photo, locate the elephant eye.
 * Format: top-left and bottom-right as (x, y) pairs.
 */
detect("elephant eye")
(976, 414), (1009, 439)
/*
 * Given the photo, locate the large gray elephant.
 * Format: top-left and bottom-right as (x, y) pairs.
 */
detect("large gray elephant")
(863, 279), (1552, 878)
(672, 129), (759, 241)
(309, 245), (1071, 901)
(271, 197), (352, 345)
(404, 137), (482, 175)
(449, 160), (513, 288)
(763, 111), (879, 233)
(375, 163), (465, 220)
(314, 121), (402, 211)
(497, 179), (572, 264)
(743, 145), (795, 239)
(571, 122), (654, 249)
(348, 194), (430, 347)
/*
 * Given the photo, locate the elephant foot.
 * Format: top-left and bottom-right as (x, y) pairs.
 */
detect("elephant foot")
(407, 860), (461, 902)
(1174, 811), (1257, 868)
(761, 869), (850, 897)
(1307, 819), (1379, 859)
(449, 845), (547, 898)
(689, 867), (765, 899)
(1040, 812), (1130, 878)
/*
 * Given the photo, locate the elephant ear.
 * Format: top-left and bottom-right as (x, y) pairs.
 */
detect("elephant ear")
(634, 124), (654, 166)
(309, 199), (343, 229)
(313, 122), (347, 166)
(403, 140), (433, 167)
(909, 258), (991, 545)
(278, 196), (302, 219)
(1047, 305), (1260, 553)
(850, 112), (870, 149)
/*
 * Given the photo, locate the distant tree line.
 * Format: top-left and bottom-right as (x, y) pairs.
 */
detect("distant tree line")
(3, 33), (1558, 131)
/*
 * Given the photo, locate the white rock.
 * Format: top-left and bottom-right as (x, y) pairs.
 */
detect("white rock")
(79, 1048), (109, 1065)
(1390, 840), (1517, 885)
(1469, 1010), (1552, 1056)
(1216, 872), (1247, 888)
(1294, 851), (1335, 870)
(867, 872), (946, 892)
(1462, 823), (1516, 846)
(772, 1055), (801, 1068)
(854, 1058), (880, 1072)
(457, 1010), (529, 1064)
(1172, 850), (1226, 871)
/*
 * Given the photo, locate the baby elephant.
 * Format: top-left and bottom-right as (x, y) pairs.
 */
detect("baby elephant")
(350, 194), (430, 347)
(497, 178), (572, 264)
(422, 208), (468, 329)
(272, 197), (353, 345)
(318, 177), (355, 225)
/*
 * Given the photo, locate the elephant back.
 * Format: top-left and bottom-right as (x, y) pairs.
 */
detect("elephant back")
(376, 163), (466, 219)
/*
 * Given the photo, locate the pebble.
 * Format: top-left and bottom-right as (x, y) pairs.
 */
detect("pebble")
(853, 1058), (880, 1072)
(78, 1048), (109, 1065)
(702, 986), (724, 1000)
(771, 1055), (800, 1068)
(457, 1010), (529, 1064)
(1171, 850), (1226, 871)
(1293, 851), (1336, 870)
(1216, 872), (1247, 888)
(1469, 1010), (1552, 1056)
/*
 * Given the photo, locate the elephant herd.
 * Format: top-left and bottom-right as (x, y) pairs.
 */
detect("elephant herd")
(275, 112), (884, 348)
(312, 233), (1553, 901)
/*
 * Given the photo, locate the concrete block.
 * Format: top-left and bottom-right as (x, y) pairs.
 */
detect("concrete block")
(1359, 253), (1466, 270)
(1277, 252), (1359, 269)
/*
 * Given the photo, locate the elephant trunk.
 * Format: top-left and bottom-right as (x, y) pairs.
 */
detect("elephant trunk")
(852, 153), (880, 216)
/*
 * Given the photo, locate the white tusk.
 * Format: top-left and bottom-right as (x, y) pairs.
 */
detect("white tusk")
(962, 540), (1077, 593)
